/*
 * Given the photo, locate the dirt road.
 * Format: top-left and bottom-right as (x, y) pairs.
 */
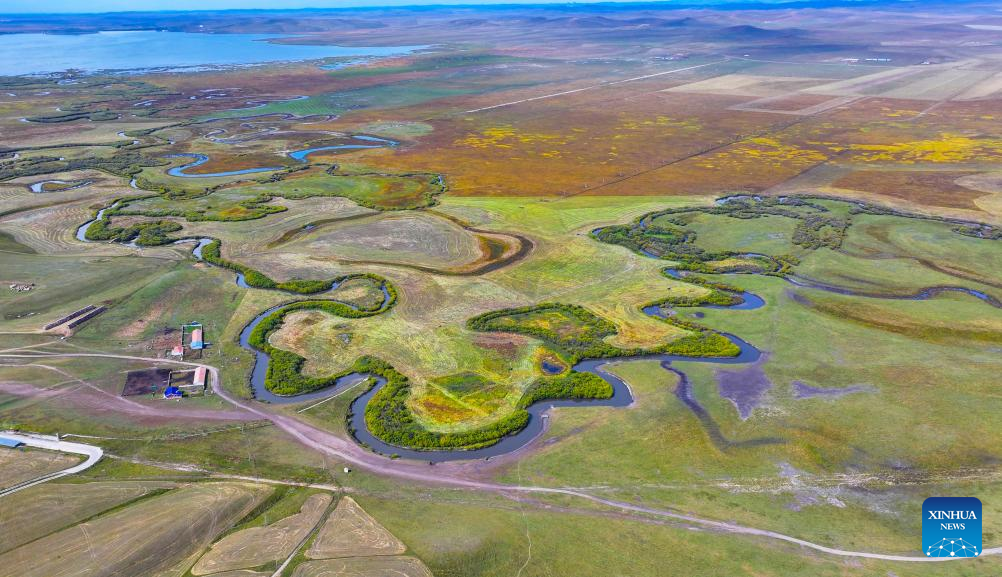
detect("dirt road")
(1, 351), (995, 563)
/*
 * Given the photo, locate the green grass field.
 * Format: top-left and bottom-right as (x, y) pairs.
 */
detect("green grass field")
(2, 52), (1002, 575)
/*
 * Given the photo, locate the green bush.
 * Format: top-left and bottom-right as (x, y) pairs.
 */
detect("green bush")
(84, 215), (182, 246)
(360, 360), (612, 451)
(520, 371), (612, 407)
(245, 286), (396, 397)
(467, 303), (621, 362)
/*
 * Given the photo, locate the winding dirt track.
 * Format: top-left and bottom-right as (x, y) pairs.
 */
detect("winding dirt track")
(1, 351), (997, 563)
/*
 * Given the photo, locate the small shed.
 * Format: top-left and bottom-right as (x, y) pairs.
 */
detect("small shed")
(163, 386), (182, 399)
(170, 345), (184, 357)
(0, 437), (25, 448)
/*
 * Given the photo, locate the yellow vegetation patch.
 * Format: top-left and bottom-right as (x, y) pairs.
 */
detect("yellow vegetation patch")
(697, 136), (828, 170)
(847, 134), (1002, 163)
(411, 386), (485, 425)
(619, 115), (702, 132)
(455, 124), (573, 149)
(595, 300), (688, 349)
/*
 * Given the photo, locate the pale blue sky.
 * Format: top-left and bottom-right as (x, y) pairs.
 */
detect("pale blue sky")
(2, 0), (705, 14)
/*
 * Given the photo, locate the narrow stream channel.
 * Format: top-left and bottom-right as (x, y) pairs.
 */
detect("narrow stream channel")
(75, 208), (998, 460)
(230, 263), (767, 461)
(166, 135), (397, 178)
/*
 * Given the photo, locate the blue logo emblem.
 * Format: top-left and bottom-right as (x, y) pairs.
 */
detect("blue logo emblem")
(923, 497), (982, 558)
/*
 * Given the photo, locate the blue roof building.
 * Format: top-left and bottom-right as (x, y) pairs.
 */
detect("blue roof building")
(0, 437), (25, 448)
(163, 386), (182, 399)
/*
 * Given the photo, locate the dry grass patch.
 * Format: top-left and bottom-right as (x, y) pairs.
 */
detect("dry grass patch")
(292, 556), (432, 577)
(597, 300), (687, 349)
(192, 493), (333, 576)
(0, 482), (271, 577)
(0, 447), (80, 490)
(833, 169), (983, 210)
(0, 480), (176, 553)
(269, 311), (362, 378)
(297, 212), (481, 268)
(307, 497), (406, 560)
(195, 571), (271, 577)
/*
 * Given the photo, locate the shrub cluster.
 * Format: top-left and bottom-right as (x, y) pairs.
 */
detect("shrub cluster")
(592, 195), (849, 271)
(519, 371), (612, 407)
(199, 239), (339, 293)
(467, 303), (620, 361)
(648, 290), (740, 308)
(0, 151), (165, 181)
(244, 284), (395, 396)
(469, 301), (741, 361)
(116, 193), (288, 222)
(359, 359), (612, 451)
(25, 109), (119, 123)
(85, 216), (182, 246)
(792, 214), (849, 250)
(955, 225), (1001, 240)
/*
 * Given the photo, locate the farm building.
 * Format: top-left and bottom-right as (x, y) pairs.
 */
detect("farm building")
(170, 345), (184, 357)
(163, 367), (208, 396)
(190, 328), (204, 350)
(163, 386), (182, 399)
(193, 366), (207, 389)
(0, 437), (25, 448)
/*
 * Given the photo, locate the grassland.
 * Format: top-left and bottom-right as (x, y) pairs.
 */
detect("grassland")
(2, 8), (1002, 575)
(0, 482), (271, 577)
(192, 492), (332, 575)
(307, 496), (406, 559)
(0, 447), (81, 489)
(293, 557), (432, 577)
(0, 480), (176, 553)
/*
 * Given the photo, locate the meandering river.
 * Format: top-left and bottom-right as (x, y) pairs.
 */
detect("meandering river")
(165, 135), (397, 178)
(73, 200), (998, 460)
(227, 259), (767, 461)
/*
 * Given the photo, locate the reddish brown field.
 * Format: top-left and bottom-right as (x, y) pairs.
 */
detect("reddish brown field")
(833, 169), (983, 209)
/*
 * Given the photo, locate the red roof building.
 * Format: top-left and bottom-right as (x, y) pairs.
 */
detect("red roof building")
(190, 328), (204, 350)
(193, 366), (207, 388)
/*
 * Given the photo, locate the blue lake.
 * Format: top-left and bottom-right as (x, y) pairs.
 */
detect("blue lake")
(0, 31), (424, 76)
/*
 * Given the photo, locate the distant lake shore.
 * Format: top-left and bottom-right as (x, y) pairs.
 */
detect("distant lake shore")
(0, 30), (425, 76)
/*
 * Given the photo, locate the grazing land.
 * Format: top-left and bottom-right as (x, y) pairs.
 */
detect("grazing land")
(307, 496), (407, 559)
(0, 481), (176, 553)
(192, 492), (332, 575)
(292, 557), (432, 577)
(0, 482), (271, 577)
(0, 447), (81, 490)
(1, 1), (1002, 576)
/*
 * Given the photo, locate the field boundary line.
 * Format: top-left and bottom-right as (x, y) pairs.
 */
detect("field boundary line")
(5, 352), (998, 563)
(462, 60), (727, 113)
